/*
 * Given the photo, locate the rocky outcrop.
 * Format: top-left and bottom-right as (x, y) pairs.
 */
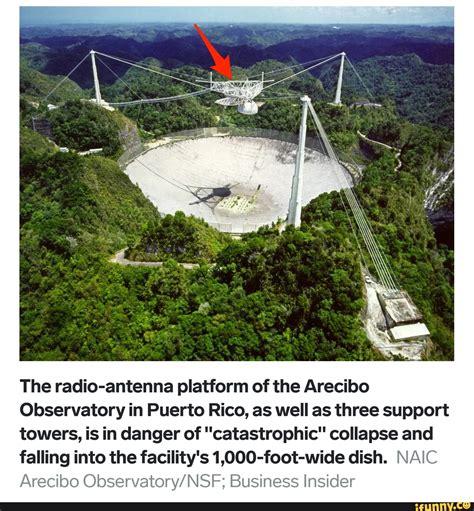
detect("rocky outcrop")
(424, 147), (454, 247)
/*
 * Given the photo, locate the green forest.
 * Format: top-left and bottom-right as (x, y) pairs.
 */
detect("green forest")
(126, 212), (231, 264)
(19, 49), (454, 361)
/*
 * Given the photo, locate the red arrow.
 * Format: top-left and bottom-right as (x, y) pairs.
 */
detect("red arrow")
(194, 23), (232, 80)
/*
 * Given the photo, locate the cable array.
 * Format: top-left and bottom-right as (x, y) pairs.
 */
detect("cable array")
(246, 53), (342, 79)
(261, 53), (344, 91)
(43, 49), (374, 111)
(95, 55), (145, 102)
(95, 51), (207, 89)
(107, 89), (210, 106)
(345, 56), (374, 100)
(307, 101), (399, 293)
(43, 53), (91, 101)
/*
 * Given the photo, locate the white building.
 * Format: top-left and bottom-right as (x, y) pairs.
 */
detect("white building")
(389, 323), (430, 343)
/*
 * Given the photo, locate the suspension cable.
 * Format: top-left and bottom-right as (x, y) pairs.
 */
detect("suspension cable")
(95, 51), (206, 89)
(246, 52), (342, 79)
(95, 55), (145, 102)
(43, 52), (90, 102)
(307, 101), (399, 291)
(107, 89), (210, 106)
(345, 56), (374, 100)
(261, 53), (343, 91)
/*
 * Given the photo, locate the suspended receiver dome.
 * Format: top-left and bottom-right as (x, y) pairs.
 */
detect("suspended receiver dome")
(237, 101), (259, 115)
(215, 97), (259, 115)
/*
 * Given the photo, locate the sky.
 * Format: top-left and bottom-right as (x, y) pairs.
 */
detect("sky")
(20, 6), (454, 27)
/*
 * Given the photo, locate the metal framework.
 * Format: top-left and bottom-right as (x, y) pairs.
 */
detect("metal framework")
(211, 78), (264, 102)
(203, 72), (268, 114)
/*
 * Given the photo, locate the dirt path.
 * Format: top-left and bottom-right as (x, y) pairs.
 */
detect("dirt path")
(357, 130), (402, 172)
(109, 249), (201, 269)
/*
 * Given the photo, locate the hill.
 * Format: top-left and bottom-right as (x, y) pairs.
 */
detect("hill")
(20, 106), (454, 361)
(339, 54), (453, 128)
(19, 58), (453, 236)
(20, 23), (454, 57)
(20, 59), (85, 104)
(126, 212), (231, 264)
(19, 37), (454, 361)
(46, 100), (140, 156)
(19, 24), (454, 130)
(20, 42), (50, 70)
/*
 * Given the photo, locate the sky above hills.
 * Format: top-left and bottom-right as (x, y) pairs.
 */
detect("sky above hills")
(20, 6), (454, 27)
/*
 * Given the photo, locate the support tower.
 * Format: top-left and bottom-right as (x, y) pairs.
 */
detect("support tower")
(333, 52), (345, 106)
(287, 95), (311, 227)
(90, 50), (102, 107)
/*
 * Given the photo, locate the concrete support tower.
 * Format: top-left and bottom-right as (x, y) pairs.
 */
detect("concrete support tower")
(90, 50), (102, 107)
(287, 95), (311, 227)
(333, 52), (346, 105)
